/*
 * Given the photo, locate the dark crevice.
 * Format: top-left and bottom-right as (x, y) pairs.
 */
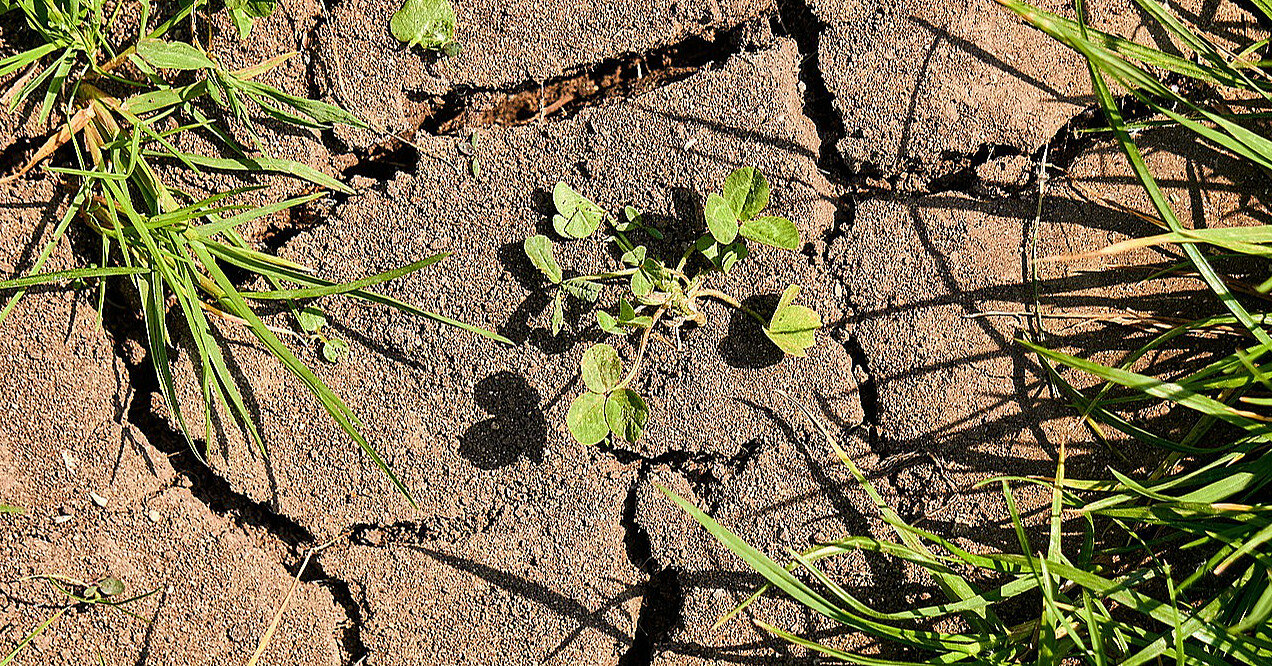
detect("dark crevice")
(835, 332), (879, 447)
(333, 22), (758, 184)
(94, 287), (370, 665)
(617, 466), (684, 666)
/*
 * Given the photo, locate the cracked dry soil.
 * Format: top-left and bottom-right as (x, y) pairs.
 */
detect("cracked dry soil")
(2, 0), (1269, 664)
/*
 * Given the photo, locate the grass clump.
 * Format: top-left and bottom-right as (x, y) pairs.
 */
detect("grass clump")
(666, 0), (1272, 662)
(523, 167), (822, 446)
(0, 0), (508, 506)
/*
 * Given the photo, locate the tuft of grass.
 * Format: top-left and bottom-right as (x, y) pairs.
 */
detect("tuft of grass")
(666, 0), (1272, 661)
(0, 0), (509, 506)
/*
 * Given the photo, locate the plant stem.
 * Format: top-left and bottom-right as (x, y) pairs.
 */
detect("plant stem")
(696, 288), (767, 327)
(616, 305), (667, 390)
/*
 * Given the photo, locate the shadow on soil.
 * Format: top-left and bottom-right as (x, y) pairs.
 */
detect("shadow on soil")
(459, 371), (547, 469)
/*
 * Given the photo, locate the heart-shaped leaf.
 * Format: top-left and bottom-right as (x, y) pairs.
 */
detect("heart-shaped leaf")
(390, 0), (457, 51)
(552, 182), (605, 239)
(567, 392), (609, 445)
(136, 39), (217, 70)
(605, 389), (649, 443)
(296, 306), (327, 334)
(764, 285), (822, 357)
(581, 344), (623, 393)
(705, 193), (738, 244)
(621, 245), (647, 267)
(97, 577), (125, 597)
(723, 166), (770, 220)
(523, 235), (562, 283)
(739, 215), (800, 250)
(696, 235), (748, 273)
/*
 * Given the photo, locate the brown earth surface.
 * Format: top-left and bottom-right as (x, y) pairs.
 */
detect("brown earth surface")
(1, 0), (1268, 664)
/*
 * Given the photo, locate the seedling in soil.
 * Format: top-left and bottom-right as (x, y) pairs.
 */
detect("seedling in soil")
(0, 1), (509, 507)
(2, 574), (155, 664)
(392, 0), (461, 56)
(523, 167), (822, 446)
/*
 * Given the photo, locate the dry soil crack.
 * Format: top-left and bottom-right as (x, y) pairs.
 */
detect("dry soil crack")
(94, 286), (372, 665)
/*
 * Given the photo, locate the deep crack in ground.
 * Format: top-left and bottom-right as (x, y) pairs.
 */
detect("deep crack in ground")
(93, 287), (370, 664)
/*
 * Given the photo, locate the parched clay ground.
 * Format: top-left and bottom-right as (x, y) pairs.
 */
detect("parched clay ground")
(1, 0), (1268, 664)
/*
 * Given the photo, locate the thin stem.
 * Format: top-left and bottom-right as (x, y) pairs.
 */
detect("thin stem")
(696, 287), (767, 327)
(616, 306), (667, 391)
(573, 268), (638, 281)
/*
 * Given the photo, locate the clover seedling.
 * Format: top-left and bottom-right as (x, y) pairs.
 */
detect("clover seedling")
(524, 167), (823, 446)
(392, 0), (461, 55)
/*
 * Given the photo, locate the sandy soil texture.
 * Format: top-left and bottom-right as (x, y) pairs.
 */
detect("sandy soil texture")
(0, 0), (1267, 664)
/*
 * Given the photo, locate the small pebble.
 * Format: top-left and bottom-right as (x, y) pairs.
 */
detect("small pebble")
(52, 514), (72, 524)
(147, 510), (162, 524)
(89, 492), (108, 508)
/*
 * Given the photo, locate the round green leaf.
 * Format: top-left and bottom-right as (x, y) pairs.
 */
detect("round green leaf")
(322, 338), (350, 363)
(605, 389), (649, 444)
(390, 0), (457, 50)
(580, 344), (623, 393)
(705, 193), (738, 244)
(97, 577), (125, 597)
(723, 166), (770, 220)
(739, 215), (800, 250)
(567, 392), (610, 445)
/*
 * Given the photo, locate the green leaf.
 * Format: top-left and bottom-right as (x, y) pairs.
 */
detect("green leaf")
(567, 392), (609, 445)
(297, 306), (327, 334)
(322, 338), (349, 363)
(552, 182), (605, 239)
(617, 298), (653, 328)
(740, 216), (800, 250)
(225, 0), (275, 37)
(550, 293), (564, 336)
(581, 344), (623, 393)
(764, 285), (821, 357)
(523, 235), (562, 284)
(390, 0), (458, 51)
(620, 245), (647, 267)
(0, 504), (23, 514)
(615, 206), (642, 232)
(696, 235), (748, 273)
(605, 389), (648, 444)
(630, 268), (653, 297)
(722, 166), (770, 220)
(597, 310), (621, 334)
(705, 193), (739, 244)
(97, 578), (125, 597)
(135, 39), (217, 70)
(561, 279), (601, 302)
(148, 152), (353, 194)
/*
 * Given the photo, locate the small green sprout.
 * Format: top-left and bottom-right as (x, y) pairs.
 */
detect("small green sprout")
(391, 0), (460, 56)
(524, 167), (823, 445)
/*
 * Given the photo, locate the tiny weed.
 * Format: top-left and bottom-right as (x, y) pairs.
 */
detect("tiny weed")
(0, 1), (508, 506)
(391, 0), (460, 56)
(1, 574), (154, 665)
(523, 167), (822, 446)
